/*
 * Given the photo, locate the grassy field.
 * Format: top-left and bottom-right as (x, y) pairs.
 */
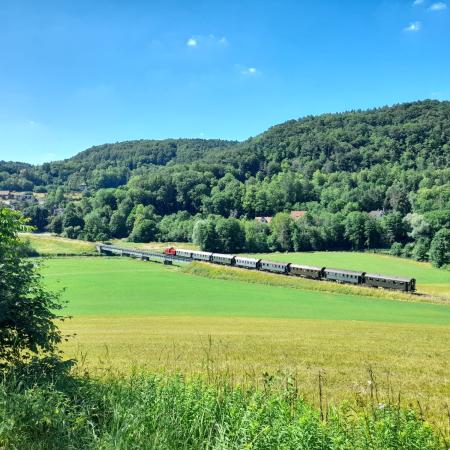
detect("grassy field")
(248, 251), (450, 298)
(20, 233), (198, 255)
(41, 256), (450, 429)
(21, 233), (96, 255)
(110, 239), (199, 251)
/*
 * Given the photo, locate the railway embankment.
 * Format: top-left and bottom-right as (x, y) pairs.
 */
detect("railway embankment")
(183, 262), (449, 306)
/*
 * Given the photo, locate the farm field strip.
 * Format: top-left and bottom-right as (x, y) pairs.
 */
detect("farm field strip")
(61, 315), (450, 428)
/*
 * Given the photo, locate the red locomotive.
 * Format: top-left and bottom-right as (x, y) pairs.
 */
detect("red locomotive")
(164, 247), (176, 255)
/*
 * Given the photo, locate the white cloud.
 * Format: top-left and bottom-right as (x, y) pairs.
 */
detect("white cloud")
(413, 0), (424, 5)
(404, 21), (422, 31)
(429, 1), (447, 10)
(186, 37), (198, 47)
(242, 67), (258, 75)
(186, 35), (227, 48)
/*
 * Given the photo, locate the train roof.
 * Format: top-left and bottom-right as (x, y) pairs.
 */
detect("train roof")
(235, 256), (261, 261)
(212, 253), (236, 258)
(364, 273), (415, 283)
(289, 263), (325, 271)
(324, 268), (365, 276)
(260, 259), (289, 266)
(191, 250), (213, 255)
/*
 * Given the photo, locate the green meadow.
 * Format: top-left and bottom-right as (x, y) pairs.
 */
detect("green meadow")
(43, 257), (449, 324)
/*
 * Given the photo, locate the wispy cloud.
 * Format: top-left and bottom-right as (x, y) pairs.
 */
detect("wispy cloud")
(186, 37), (198, 47)
(413, 0), (424, 5)
(241, 67), (259, 76)
(404, 21), (422, 31)
(429, 1), (447, 10)
(186, 34), (228, 48)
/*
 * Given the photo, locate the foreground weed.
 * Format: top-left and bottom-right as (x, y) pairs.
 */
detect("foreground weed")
(0, 369), (445, 450)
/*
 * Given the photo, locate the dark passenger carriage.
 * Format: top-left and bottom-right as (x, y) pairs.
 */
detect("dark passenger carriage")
(260, 260), (289, 274)
(234, 256), (261, 269)
(211, 253), (236, 265)
(364, 273), (416, 292)
(175, 248), (193, 258)
(289, 264), (325, 279)
(190, 250), (213, 262)
(324, 268), (365, 284)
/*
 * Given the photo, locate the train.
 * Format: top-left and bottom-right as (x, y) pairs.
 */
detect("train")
(164, 247), (416, 292)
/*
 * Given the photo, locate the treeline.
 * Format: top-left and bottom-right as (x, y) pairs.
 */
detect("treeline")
(5, 100), (450, 267)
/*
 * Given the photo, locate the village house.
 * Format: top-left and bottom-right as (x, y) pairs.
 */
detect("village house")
(368, 209), (385, 219)
(0, 190), (12, 200)
(290, 210), (306, 220)
(255, 216), (273, 224)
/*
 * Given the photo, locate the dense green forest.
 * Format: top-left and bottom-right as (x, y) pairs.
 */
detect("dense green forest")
(2, 100), (450, 266)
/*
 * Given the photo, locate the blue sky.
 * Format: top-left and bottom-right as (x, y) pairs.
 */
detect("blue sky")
(0, 0), (449, 163)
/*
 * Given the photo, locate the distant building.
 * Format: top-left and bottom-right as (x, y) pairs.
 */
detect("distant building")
(54, 207), (65, 216)
(0, 190), (12, 200)
(368, 209), (385, 219)
(255, 216), (273, 224)
(11, 191), (35, 202)
(290, 210), (306, 220)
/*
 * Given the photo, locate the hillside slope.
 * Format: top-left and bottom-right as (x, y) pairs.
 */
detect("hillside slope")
(2, 100), (449, 265)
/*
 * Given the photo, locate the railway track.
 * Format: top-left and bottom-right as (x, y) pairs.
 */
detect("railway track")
(96, 244), (191, 264)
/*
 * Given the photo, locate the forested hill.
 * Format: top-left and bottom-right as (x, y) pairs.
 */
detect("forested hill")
(208, 100), (450, 174)
(70, 138), (237, 167)
(1, 100), (449, 190)
(2, 100), (450, 267)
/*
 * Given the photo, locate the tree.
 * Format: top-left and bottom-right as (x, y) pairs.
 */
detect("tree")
(0, 208), (65, 366)
(23, 205), (49, 232)
(429, 229), (450, 267)
(192, 219), (218, 251)
(48, 215), (63, 234)
(62, 203), (84, 229)
(344, 211), (367, 250)
(109, 211), (128, 238)
(243, 220), (269, 252)
(381, 212), (407, 245)
(403, 213), (431, 241)
(270, 213), (294, 251)
(83, 210), (110, 241)
(215, 218), (245, 253)
(129, 219), (157, 242)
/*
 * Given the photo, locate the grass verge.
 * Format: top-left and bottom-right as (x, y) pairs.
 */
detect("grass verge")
(183, 261), (447, 305)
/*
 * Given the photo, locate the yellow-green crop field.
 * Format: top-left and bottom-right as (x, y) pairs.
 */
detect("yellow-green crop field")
(41, 256), (450, 430)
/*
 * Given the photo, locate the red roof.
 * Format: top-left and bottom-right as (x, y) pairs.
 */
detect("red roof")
(290, 210), (306, 219)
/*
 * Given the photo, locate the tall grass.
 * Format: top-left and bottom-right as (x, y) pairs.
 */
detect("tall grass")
(0, 368), (446, 450)
(183, 262), (448, 305)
